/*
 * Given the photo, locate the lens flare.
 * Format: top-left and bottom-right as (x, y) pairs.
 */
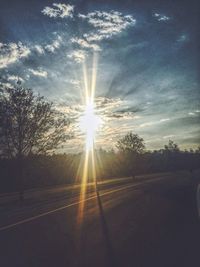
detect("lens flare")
(79, 99), (101, 151)
(77, 52), (101, 224)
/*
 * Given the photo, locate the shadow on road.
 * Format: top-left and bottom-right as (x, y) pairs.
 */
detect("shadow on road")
(96, 186), (118, 267)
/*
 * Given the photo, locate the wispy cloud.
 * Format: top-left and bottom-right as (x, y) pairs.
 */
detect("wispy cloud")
(69, 79), (81, 89)
(153, 13), (171, 22)
(54, 96), (141, 150)
(7, 75), (24, 83)
(163, 135), (176, 139)
(79, 11), (136, 41)
(0, 36), (63, 71)
(45, 35), (63, 53)
(69, 79), (80, 85)
(160, 118), (170, 122)
(29, 67), (48, 78)
(32, 35), (63, 56)
(95, 97), (139, 121)
(66, 10), (136, 63)
(140, 118), (170, 128)
(34, 45), (45, 55)
(0, 81), (14, 89)
(41, 5), (136, 63)
(177, 33), (189, 43)
(71, 37), (101, 51)
(1, 1), (198, 151)
(67, 50), (86, 63)
(0, 42), (30, 69)
(42, 3), (74, 18)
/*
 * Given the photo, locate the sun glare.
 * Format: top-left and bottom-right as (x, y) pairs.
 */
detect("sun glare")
(77, 52), (100, 225)
(79, 99), (101, 150)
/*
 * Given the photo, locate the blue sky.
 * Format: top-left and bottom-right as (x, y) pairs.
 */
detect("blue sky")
(0, 0), (199, 152)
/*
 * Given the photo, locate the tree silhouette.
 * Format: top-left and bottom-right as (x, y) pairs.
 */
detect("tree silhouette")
(0, 84), (70, 200)
(116, 132), (145, 154)
(116, 132), (145, 177)
(164, 140), (179, 152)
(163, 140), (180, 171)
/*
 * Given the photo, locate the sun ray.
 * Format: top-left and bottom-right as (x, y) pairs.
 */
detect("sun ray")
(91, 52), (98, 102)
(83, 62), (89, 104)
(91, 146), (97, 189)
(77, 149), (89, 224)
(77, 52), (101, 225)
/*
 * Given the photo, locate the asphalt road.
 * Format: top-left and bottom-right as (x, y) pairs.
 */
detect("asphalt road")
(0, 172), (200, 267)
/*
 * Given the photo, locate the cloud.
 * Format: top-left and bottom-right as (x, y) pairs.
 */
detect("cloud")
(32, 35), (63, 56)
(153, 13), (171, 22)
(42, 3), (74, 18)
(140, 118), (170, 128)
(163, 135), (176, 139)
(177, 34), (189, 43)
(0, 36), (62, 70)
(34, 45), (45, 54)
(7, 75), (24, 83)
(0, 42), (30, 69)
(64, 10), (135, 63)
(160, 118), (170, 122)
(45, 35), (63, 53)
(95, 97), (139, 121)
(0, 81), (14, 90)
(140, 121), (154, 128)
(55, 96), (140, 141)
(69, 79), (81, 89)
(67, 50), (86, 63)
(54, 96), (140, 150)
(69, 79), (80, 85)
(29, 68), (48, 78)
(78, 11), (136, 41)
(188, 111), (200, 117)
(71, 37), (101, 51)
(96, 97), (122, 111)
(55, 103), (83, 123)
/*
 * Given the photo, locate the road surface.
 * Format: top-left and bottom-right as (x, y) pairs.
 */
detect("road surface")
(0, 171), (200, 267)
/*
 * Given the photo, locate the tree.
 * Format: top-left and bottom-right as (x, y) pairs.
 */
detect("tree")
(163, 140), (180, 171)
(164, 140), (179, 152)
(116, 132), (145, 154)
(0, 84), (70, 199)
(116, 132), (145, 177)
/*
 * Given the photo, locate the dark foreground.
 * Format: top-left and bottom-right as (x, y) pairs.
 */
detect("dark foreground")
(0, 171), (200, 267)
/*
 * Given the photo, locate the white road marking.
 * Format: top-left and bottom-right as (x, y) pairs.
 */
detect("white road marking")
(0, 177), (163, 232)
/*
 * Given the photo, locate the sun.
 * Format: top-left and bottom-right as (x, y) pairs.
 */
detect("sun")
(79, 98), (101, 150)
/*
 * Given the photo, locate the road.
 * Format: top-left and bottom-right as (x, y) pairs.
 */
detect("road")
(0, 171), (200, 267)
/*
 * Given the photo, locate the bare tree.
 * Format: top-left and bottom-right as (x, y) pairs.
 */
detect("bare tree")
(0, 84), (70, 200)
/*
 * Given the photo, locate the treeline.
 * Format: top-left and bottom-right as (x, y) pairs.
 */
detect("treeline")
(0, 146), (200, 193)
(0, 84), (200, 195)
(96, 146), (200, 177)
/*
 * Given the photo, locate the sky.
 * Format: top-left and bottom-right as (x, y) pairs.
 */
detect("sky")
(0, 0), (199, 152)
